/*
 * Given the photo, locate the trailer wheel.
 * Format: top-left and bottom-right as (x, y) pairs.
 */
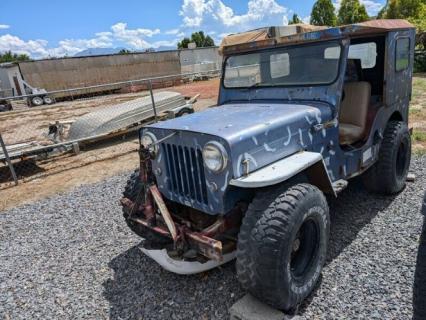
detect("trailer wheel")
(363, 121), (411, 194)
(43, 96), (55, 105)
(122, 170), (171, 246)
(31, 96), (44, 106)
(236, 183), (329, 311)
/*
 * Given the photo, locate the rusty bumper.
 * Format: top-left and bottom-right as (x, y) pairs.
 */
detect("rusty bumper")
(120, 186), (225, 261)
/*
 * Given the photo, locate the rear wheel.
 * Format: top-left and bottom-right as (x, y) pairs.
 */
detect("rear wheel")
(236, 183), (329, 311)
(363, 121), (411, 194)
(122, 170), (171, 245)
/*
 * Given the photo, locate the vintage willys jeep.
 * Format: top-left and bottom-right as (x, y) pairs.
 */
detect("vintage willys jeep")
(121, 19), (415, 310)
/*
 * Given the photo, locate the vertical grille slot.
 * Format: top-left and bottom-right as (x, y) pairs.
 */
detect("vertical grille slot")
(162, 143), (208, 205)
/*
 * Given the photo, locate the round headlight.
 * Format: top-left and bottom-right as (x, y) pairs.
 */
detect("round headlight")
(141, 132), (158, 154)
(202, 141), (228, 173)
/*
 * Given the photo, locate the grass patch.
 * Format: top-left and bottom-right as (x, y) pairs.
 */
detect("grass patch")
(412, 130), (426, 142)
(409, 108), (421, 115)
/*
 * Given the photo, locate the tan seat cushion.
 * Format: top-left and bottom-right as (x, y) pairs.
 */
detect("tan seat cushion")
(339, 81), (371, 145)
(339, 123), (365, 145)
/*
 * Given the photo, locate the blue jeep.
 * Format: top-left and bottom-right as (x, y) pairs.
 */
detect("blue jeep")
(121, 19), (415, 310)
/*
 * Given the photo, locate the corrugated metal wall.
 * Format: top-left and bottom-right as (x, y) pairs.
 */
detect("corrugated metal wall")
(18, 50), (182, 92)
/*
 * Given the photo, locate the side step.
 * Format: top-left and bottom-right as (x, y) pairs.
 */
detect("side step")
(332, 179), (348, 194)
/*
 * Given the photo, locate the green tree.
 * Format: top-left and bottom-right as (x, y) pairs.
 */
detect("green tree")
(310, 0), (337, 26)
(338, 0), (369, 24)
(0, 51), (31, 63)
(289, 14), (302, 24)
(177, 37), (191, 49)
(118, 49), (131, 54)
(382, 0), (423, 18)
(177, 31), (215, 49)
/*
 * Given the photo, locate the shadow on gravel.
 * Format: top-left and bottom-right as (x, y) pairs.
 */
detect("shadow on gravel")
(103, 180), (398, 319)
(298, 179), (397, 313)
(103, 243), (242, 320)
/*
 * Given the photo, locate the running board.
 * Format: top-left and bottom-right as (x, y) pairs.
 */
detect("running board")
(332, 179), (348, 194)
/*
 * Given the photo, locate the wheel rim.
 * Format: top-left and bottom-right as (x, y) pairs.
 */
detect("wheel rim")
(33, 97), (43, 105)
(396, 139), (408, 179)
(44, 97), (52, 104)
(290, 218), (320, 282)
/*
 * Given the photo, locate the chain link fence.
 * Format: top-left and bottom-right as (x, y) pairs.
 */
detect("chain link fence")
(0, 70), (220, 189)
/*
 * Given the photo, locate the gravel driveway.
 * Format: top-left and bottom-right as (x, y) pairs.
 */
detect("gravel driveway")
(1, 156), (425, 320)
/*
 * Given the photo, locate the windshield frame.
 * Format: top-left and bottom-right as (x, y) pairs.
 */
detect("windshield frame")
(221, 40), (344, 89)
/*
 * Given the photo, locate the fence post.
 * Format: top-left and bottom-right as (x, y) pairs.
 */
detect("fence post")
(147, 80), (158, 123)
(0, 133), (18, 186)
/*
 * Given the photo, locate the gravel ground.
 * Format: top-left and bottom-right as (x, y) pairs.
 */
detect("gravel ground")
(1, 156), (425, 320)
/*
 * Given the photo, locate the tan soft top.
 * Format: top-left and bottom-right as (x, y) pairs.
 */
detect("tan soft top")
(219, 20), (414, 55)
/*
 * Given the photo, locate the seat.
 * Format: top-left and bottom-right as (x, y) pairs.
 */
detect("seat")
(339, 81), (371, 145)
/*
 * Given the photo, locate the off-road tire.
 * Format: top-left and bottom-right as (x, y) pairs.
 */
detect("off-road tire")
(122, 170), (171, 245)
(363, 121), (411, 194)
(236, 183), (329, 311)
(413, 195), (426, 320)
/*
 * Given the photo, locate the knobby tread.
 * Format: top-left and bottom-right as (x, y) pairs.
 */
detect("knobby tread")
(122, 169), (170, 244)
(236, 183), (329, 310)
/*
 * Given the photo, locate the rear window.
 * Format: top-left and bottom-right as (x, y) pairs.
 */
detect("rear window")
(396, 38), (410, 71)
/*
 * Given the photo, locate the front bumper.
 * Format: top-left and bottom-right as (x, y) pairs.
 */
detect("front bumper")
(141, 248), (236, 275)
(121, 184), (242, 262)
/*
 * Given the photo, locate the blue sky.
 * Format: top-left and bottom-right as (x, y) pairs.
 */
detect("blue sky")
(0, 0), (385, 58)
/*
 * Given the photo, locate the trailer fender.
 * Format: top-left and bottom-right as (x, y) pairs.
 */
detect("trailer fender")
(229, 151), (335, 195)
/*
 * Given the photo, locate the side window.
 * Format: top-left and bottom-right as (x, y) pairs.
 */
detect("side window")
(348, 42), (377, 69)
(395, 38), (410, 71)
(270, 53), (289, 78)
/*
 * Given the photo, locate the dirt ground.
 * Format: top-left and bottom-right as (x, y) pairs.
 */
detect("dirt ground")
(0, 78), (219, 210)
(1, 75), (424, 210)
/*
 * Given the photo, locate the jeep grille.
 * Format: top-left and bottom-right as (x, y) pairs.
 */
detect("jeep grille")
(162, 143), (208, 205)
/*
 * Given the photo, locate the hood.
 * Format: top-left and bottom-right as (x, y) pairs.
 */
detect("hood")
(150, 102), (332, 141)
(149, 102), (332, 177)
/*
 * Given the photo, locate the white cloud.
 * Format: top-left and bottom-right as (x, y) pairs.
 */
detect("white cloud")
(0, 34), (49, 56)
(302, 16), (311, 24)
(180, 0), (288, 31)
(0, 24), (10, 30)
(0, 0), (294, 58)
(0, 22), (167, 58)
(334, 0), (384, 16)
(165, 28), (181, 35)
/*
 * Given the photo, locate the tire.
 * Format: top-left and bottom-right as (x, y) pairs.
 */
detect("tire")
(122, 170), (171, 245)
(31, 96), (44, 106)
(43, 96), (55, 105)
(363, 121), (411, 194)
(236, 183), (330, 311)
(413, 194), (426, 320)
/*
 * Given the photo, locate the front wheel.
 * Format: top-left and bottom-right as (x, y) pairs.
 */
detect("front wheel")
(122, 170), (171, 245)
(236, 183), (329, 311)
(363, 121), (411, 194)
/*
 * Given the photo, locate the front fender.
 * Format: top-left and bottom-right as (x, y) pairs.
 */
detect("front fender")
(229, 151), (336, 196)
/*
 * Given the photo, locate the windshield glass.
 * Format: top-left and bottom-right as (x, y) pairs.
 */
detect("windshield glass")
(224, 41), (341, 88)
